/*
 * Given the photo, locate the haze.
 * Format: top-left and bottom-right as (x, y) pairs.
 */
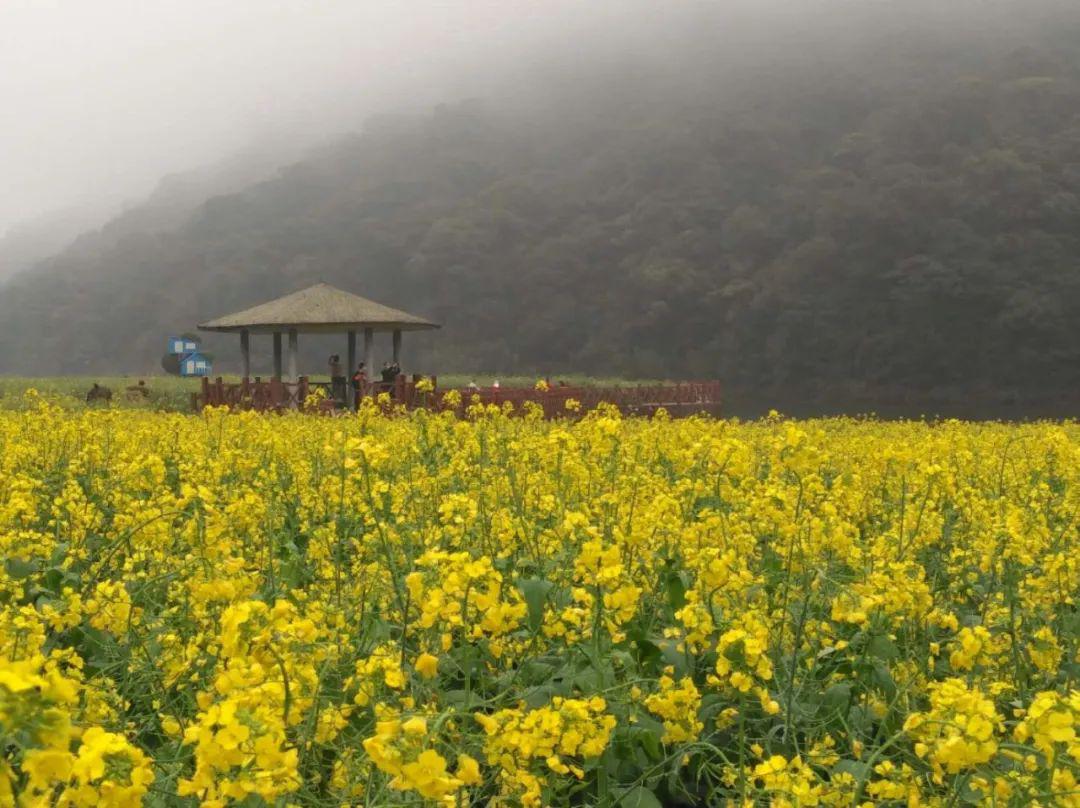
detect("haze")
(1, 0), (1069, 238)
(0, 0), (646, 234)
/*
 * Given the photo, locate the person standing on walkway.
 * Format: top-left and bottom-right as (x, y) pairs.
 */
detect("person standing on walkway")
(350, 363), (367, 411)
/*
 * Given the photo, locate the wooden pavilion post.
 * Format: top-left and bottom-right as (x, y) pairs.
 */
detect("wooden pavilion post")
(287, 329), (299, 383)
(273, 333), (283, 379)
(363, 327), (374, 377)
(392, 329), (402, 364)
(346, 329), (357, 409)
(345, 330), (358, 373)
(240, 329), (250, 380)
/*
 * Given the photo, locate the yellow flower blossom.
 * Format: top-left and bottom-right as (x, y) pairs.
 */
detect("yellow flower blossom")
(0, 402), (1076, 806)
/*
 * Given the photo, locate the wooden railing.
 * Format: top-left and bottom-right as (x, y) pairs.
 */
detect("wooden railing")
(195, 376), (415, 413)
(434, 380), (723, 418)
(196, 376), (317, 412)
(195, 376), (722, 418)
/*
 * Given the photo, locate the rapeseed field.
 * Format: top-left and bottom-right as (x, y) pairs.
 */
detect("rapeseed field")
(2, 395), (1078, 806)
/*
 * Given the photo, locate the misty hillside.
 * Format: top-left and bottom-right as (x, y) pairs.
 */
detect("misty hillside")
(2, 4), (1079, 414)
(0, 208), (109, 284)
(0, 140), (298, 283)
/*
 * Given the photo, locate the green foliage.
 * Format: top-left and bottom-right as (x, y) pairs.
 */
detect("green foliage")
(0, 376), (200, 411)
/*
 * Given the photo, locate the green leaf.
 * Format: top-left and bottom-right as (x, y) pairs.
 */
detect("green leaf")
(278, 557), (310, 588)
(524, 684), (559, 708)
(574, 667), (606, 692)
(867, 633), (899, 660)
(664, 569), (687, 610)
(822, 683), (852, 718)
(833, 759), (869, 780)
(449, 644), (480, 678)
(959, 781), (987, 804)
(49, 541), (70, 566)
(5, 557), (36, 579)
(698, 693), (727, 722)
(846, 704), (874, 734)
(518, 578), (553, 632)
(628, 716), (665, 761)
(613, 785), (663, 808)
(520, 659), (557, 686)
(610, 649), (636, 673)
(441, 689), (473, 708)
(632, 637), (663, 669)
(871, 662), (898, 700)
(659, 640), (689, 677)
(722, 637), (747, 666)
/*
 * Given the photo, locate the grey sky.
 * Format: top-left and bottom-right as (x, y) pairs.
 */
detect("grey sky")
(0, 0), (610, 234)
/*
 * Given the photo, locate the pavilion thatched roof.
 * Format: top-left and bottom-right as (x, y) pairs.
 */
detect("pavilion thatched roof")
(198, 283), (440, 334)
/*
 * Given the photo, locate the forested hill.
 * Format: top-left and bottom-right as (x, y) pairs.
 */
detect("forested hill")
(2, 3), (1079, 415)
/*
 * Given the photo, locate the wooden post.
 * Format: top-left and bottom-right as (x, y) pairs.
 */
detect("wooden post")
(363, 327), (373, 376)
(273, 332), (283, 379)
(392, 329), (401, 364)
(345, 328), (358, 375)
(346, 330), (357, 409)
(240, 329), (250, 380)
(287, 329), (299, 384)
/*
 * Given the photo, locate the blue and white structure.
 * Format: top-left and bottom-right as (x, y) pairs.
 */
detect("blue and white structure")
(179, 352), (211, 377)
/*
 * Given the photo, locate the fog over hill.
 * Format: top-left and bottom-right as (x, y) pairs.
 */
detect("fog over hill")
(1, 0), (1079, 415)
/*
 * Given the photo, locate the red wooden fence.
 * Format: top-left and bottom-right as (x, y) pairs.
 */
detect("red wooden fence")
(195, 376), (722, 418)
(197, 376), (316, 412)
(435, 380), (723, 418)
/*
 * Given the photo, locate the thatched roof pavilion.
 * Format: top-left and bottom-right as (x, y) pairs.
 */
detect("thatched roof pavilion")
(198, 283), (439, 395)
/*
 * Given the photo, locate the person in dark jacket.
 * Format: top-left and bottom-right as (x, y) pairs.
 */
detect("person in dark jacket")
(350, 363), (366, 411)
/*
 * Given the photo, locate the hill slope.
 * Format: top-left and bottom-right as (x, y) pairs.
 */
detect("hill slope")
(2, 5), (1079, 415)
